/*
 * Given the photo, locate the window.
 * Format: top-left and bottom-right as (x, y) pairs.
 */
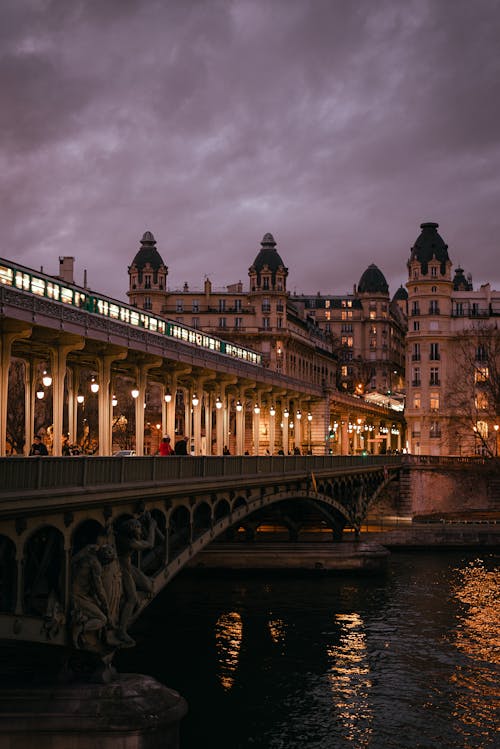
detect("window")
(341, 310), (353, 320)
(262, 298), (271, 313)
(430, 342), (440, 360)
(262, 317), (270, 329)
(191, 317), (199, 328)
(176, 300), (184, 313)
(234, 299), (242, 313)
(192, 300), (199, 313)
(263, 276), (269, 290)
(219, 299), (226, 312)
(144, 275), (151, 289)
(370, 338), (377, 349)
(277, 317), (283, 328)
(430, 367), (440, 385)
(234, 317), (243, 328)
(219, 317), (226, 328)
(412, 421), (421, 437)
(370, 325), (377, 335)
(431, 266), (437, 277)
(455, 302), (464, 316)
(430, 392), (440, 411)
(412, 343), (421, 361)
(476, 345), (487, 361)
(429, 300), (440, 314)
(475, 367), (489, 382)
(411, 302), (420, 316)
(475, 392), (488, 410)
(413, 393), (421, 409)
(413, 321), (420, 331)
(412, 367), (421, 386)
(430, 421), (441, 438)
(472, 303), (479, 316)
(143, 296), (152, 310)
(341, 336), (353, 347)
(431, 286), (437, 293)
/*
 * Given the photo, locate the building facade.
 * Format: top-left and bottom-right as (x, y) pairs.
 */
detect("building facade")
(405, 222), (500, 456)
(128, 230), (406, 455)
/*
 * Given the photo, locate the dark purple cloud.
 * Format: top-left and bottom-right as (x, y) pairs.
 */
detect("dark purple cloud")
(1, 0), (499, 301)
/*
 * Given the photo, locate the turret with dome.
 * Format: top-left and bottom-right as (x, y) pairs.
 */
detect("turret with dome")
(128, 231), (168, 311)
(249, 233), (288, 292)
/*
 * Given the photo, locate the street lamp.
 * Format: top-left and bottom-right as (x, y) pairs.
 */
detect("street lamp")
(36, 383), (45, 400)
(236, 400), (243, 412)
(164, 390), (172, 403)
(253, 404), (260, 415)
(215, 396), (223, 410)
(42, 370), (52, 387)
(269, 405), (276, 417)
(494, 424), (499, 456)
(112, 394), (118, 407)
(131, 385), (140, 399)
(90, 376), (99, 394)
(192, 394), (199, 407)
(77, 391), (85, 405)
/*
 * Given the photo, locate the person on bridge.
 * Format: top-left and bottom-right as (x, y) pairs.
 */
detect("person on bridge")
(174, 436), (189, 455)
(159, 435), (174, 456)
(29, 435), (48, 456)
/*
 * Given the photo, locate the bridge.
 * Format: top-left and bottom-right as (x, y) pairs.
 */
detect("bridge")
(0, 263), (405, 458)
(0, 454), (400, 660)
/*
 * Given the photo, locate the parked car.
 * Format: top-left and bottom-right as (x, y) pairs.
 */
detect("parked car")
(112, 449), (136, 457)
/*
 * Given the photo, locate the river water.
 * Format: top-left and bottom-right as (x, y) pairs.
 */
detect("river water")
(118, 551), (499, 749)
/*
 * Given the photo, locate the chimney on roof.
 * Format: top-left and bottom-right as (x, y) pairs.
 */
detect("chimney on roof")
(59, 256), (75, 284)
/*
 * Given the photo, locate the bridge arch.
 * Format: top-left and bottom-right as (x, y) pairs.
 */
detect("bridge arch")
(23, 525), (65, 617)
(0, 535), (16, 613)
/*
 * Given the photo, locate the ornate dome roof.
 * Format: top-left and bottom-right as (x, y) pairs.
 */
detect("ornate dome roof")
(392, 285), (408, 301)
(358, 264), (389, 294)
(251, 233), (287, 276)
(409, 222), (450, 273)
(130, 231), (165, 270)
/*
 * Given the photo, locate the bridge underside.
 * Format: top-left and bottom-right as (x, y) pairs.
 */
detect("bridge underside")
(0, 463), (397, 656)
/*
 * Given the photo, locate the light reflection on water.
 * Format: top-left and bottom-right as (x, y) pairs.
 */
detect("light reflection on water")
(119, 551), (499, 749)
(449, 558), (500, 743)
(215, 611), (243, 690)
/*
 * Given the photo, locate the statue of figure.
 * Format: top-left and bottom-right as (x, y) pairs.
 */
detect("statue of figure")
(115, 513), (157, 646)
(71, 544), (121, 652)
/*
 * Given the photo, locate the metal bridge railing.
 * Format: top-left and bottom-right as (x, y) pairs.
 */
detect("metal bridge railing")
(0, 454), (402, 494)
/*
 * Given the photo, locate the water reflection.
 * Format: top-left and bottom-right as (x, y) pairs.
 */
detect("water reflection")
(215, 611), (243, 690)
(268, 616), (286, 647)
(449, 558), (500, 741)
(327, 613), (373, 746)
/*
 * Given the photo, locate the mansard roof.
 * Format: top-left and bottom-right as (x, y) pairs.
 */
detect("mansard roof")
(409, 222), (450, 273)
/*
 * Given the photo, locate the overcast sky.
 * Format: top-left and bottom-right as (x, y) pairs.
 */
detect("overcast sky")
(1, 0), (499, 302)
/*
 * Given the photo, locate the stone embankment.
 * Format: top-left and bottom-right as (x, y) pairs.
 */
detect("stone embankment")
(362, 513), (500, 549)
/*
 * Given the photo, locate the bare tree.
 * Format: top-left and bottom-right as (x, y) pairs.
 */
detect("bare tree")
(446, 324), (500, 457)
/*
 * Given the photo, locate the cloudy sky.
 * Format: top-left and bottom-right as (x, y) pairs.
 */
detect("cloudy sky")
(1, 0), (499, 302)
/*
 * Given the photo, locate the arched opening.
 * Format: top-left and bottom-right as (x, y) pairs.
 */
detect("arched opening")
(168, 505), (191, 561)
(0, 535), (16, 612)
(23, 526), (65, 616)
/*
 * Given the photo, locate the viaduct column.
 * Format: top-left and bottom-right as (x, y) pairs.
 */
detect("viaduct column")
(134, 359), (162, 456)
(96, 351), (127, 455)
(0, 326), (31, 456)
(340, 415), (350, 456)
(49, 338), (85, 456)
